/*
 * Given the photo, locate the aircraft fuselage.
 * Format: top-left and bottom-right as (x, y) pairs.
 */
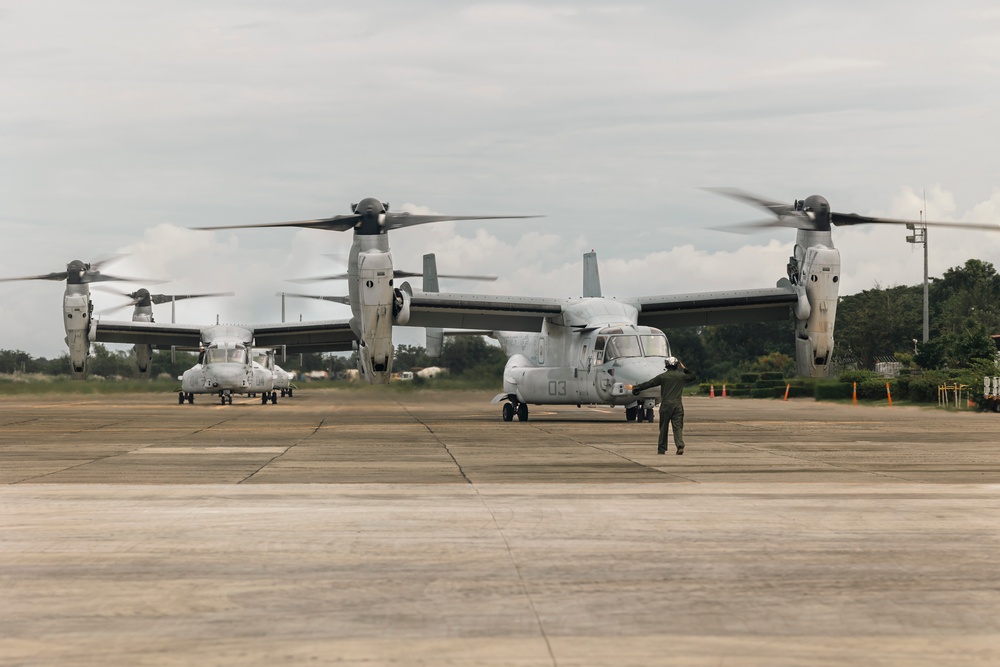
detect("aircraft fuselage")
(494, 299), (671, 414)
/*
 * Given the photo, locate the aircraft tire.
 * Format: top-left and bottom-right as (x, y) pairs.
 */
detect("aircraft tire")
(644, 408), (655, 422)
(502, 403), (514, 422)
(188, 393), (194, 404)
(271, 392), (278, 404)
(178, 393), (184, 405)
(516, 403), (528, 422)
(261, 394), (268, 404)
(625, 406), (637, 422)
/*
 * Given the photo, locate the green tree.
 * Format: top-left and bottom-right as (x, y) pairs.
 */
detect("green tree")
(836, 283), (922, 368)
(440, 336), (506, 378)
(394, 344), (433, 371)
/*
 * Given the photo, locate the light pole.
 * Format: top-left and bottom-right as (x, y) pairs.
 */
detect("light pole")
(906, 219), (929, 343)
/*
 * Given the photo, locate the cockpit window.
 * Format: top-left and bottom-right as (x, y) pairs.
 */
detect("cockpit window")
(605, 335), (641, 360)
(640, 334), (669, 357)
(206, 347), (248, 364)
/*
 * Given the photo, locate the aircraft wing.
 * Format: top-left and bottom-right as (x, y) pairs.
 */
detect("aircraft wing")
(91, 319), (205, 348)
(251, 319), (357, 354)
(632, 285), (797, 328)
(404, 292), (565, 332)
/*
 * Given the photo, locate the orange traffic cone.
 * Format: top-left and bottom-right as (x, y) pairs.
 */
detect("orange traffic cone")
(709, 384), (715, 398)
(783, 383), (790, 401)
(722, 383), (727, 398)
(886, 382), (893, 407)
(852, 382), (858, 405)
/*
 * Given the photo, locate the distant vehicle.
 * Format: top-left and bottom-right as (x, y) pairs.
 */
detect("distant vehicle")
(397, 371), (414, 381)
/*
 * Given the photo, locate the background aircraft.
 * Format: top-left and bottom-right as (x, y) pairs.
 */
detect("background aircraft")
(0, 258), (156, 378)
(193, 197), (533, 383)
(96, 287), (234, 377)
(709, 189), (1000, 376)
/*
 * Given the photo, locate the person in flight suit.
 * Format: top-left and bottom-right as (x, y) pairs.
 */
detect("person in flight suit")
(631, 356), (696, 455)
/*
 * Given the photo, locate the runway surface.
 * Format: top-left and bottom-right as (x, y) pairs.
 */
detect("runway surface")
(2, 389), (999, 665)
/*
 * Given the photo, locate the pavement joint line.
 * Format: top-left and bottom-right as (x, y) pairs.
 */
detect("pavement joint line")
(393, 401), (556, 663)
(722, 439), (927, 484)
(12, 416), (148, 484)
(396, 400), (472, 485)
(529, 422), (700, 483)
(237, 417), (329, 484)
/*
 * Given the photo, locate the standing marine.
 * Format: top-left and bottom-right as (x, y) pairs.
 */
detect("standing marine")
(631, 356), (696, 455)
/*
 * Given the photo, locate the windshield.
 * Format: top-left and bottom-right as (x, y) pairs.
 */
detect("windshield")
(640, 334), (669, 357)
(605, 335), (641, 360)
(205, 347), (248, 364)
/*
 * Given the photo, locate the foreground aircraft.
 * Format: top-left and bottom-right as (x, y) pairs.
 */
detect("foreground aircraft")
(194, 198), (533, 383)
(175, 326), (279, 404)
(399, 251), (798, 421)
(709, 189), (1000, 377)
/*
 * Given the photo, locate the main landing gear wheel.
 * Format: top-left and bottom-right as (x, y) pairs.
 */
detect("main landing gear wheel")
(625, 406), (637, 422)
(516, 403), (528, 422)
(270, 391), (278, 404)
(644, 408), (655, 422)
(502, 403), (514, 422)
(178, 393), (184, 405)
(261, 393), (269, 405)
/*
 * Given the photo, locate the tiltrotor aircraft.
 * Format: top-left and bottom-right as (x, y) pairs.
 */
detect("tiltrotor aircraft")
(194, 198), (533, 383)
(0, 258), (161, 378)
(399, 251), (798, 421)
(281, 252), (489, 358)
(96, 286), (235, 377)
(709, 188), (1000, 377)
(174, 326), (279, 405)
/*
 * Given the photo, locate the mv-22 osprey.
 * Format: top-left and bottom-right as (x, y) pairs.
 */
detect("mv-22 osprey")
(709, 189), (1000, 377)
(195, 198), (534, 383)
(0, 259), (227, 378)
(399, 251), (800, 421)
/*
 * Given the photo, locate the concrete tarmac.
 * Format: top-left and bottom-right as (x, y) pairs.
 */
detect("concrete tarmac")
(2, 389), (1000, 666)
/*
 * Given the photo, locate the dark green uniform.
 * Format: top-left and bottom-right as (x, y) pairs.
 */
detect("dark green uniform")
(633, 367), (696, 454)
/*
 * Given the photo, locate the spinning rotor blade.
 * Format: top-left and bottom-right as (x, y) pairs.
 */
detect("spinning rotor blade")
(278, 292), (350, 305)
(706, 188), (815, 231)
(192, 215), (362, 233)
(0, 271), (69, 282)
(288, 270), (498, 283)
(95, 287), (235, 314)
(392, 270), (498, 281)
(829, 212), (1000, 231)
(0, 256), (161, 285)
(381, 213), (540, 232)
(710, 187), (1000, 233)
(148, 291), (235, 305)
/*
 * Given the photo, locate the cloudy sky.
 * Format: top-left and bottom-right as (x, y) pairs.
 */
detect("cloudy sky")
(3, 1), (1000, 358)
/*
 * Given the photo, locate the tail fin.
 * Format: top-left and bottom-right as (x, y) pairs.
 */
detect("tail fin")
(423, 253), (444, 356)
(582, 251), (602, 298)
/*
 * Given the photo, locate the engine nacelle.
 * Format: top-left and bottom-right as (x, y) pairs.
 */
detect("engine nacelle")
(64, 290), (91, 378)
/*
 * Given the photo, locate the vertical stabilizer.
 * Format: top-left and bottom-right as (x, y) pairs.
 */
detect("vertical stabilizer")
(423, 253), (444, 357)
(582, 251), (602, 298)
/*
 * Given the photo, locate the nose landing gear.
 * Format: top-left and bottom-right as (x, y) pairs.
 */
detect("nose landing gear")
(501, 398), (529, 422)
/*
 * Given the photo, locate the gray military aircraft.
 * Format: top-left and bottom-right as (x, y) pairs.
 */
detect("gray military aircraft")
(708, 189), (1000, 377)
(173, 325), (278, 404)
(0, 258), (158, 378)
(193, 198), (534, 383)
(398, 251), (798, 421)
(96, 287), (235, 377)
(281, 252), (491, 357)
